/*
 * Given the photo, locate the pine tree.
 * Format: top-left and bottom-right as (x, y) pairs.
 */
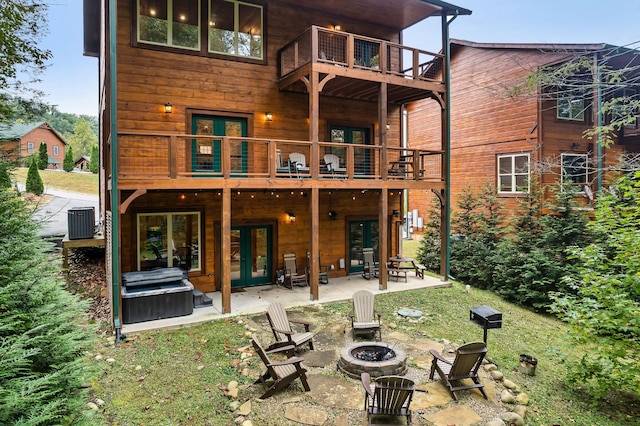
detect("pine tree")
(63, 145), (74, 172)
(0, 159), (12, 189)
(0, 187), (98, 425)
(38, 141), (48, 170)
(89, 144), (98, 173)
(25, 156), (44, 195)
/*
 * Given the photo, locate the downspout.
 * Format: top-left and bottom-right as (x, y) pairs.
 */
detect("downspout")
(109, 0), (123, 343)
(443, 10), (458, 280)
(595, 52), (603, 194)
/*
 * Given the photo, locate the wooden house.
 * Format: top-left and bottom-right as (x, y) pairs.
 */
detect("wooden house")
(407, 40), (640, 227)
(74, 155), (91, 171)
(83, 0), (471, 334)
(0, 122), (68, 169)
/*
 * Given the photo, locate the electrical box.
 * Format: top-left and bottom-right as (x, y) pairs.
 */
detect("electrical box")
(68, 207), (95, 240)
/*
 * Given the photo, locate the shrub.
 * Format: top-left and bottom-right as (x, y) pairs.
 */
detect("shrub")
(38, 141), (48, 170)
(89, 145), (98, 174)
(0, 186), (98, 425)
(25, 156), (44, 195)
(63, 145), (74, 172)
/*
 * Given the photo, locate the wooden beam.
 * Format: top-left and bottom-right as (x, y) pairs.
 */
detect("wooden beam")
(309, 187), (319, 300)
(379, 189), (388, 290)
(221, 188), (231, 313)
(119, 189), (146, 214)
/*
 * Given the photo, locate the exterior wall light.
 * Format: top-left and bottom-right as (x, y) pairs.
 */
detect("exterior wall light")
(265, 112), (273, 122)
(164, 103), (172, 113)
(329, 211), (338, 220)
(287, 212), (296, 223)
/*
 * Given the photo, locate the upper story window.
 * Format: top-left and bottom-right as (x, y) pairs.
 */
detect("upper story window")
(137, 0), (201, 50)
(561, 153), (588, 186)
(612, 88), (640, 130)
(53, 145), (59, 156)
(498, 153), (530, 194)
(209, 0), (263, 59)
(27, 142), (34, 153)
(557, 89), (585, 121)
(136, 0), (264, 61)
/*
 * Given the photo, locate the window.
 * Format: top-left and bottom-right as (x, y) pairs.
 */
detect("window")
(135, 0), (264, 60)
(209, 0), (263, 59)
(137, 212), (201, 271)
(561, 153), (588, 185)
(137, 0), (201, 50)
(53, 145), (59, 156)
(498, 153), (530, 193)
(557, 89), (585, 121)
(27, 142), (34, 153)
(612, 88), (639, 130)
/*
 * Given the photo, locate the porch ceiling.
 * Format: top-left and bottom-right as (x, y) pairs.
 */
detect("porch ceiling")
(282, 0), (471, 32)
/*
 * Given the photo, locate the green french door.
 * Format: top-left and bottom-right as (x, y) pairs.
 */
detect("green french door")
(349, 219), (379, 274)
(230, 225), (272, 287)
(192, 115), (247, 174)
(329, 125), (370, 175)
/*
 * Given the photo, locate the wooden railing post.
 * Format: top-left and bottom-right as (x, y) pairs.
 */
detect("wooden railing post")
(169, 135), (178, 179)
(221, 137), (230, 178)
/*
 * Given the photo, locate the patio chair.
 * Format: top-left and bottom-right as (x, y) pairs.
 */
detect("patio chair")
(283, 253), (308, 288)
(306, 250), (329, 285)
(361, 372), (415, 425)
(429, 341), (488, 401)
(251, 335), (310, 399)
(266, 301), (314, 354)
(289, 152), (309, 176)
(349, 290), (382, 340)
(361, 248), (379, 280)
(323, 153), (346, 176)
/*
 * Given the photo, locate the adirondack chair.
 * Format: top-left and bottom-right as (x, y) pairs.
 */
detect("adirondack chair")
(361, 248), (379, 280)
(429, 341), (488, 401)
(361, 373), (415, 425)
(289, 152), (309, 176)
(323, 153), (346, 175)
(349, 290), (382, 340)
(266, 301), (314, 354)
(251, 335), (310, 399)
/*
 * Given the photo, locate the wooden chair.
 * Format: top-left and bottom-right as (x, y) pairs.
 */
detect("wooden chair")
(251, 335), (310, 399)
(266, 301), (314, 354)
(361, 373), (415, 425)
(361, 248), (379, 280)
(306, 250), (329, 285)
(429, 341), (488, 401)
(283, 253), (308, 288)
(323, 153), (346, 175)
(349, 290), (382, 340)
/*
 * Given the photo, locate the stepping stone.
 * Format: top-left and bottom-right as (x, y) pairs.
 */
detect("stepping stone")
(423, 404), (482, 426)
(397, 308), (423, 318)
(284, 406), (327, 426)
(306, 374), (361, 410)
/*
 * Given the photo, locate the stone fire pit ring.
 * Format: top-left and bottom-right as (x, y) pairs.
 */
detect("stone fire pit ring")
(338, 342), (408, 379)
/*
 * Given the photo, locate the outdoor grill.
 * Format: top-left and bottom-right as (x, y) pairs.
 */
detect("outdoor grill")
(121, 268), (194, 324)
(470, 305), (502, 343)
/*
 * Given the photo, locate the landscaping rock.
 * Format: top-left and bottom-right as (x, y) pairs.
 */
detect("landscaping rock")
(503, 379), (517, 389)
(490, 370), (504, 381)
(237, 400), (251, 415)
(514, 404), (528, 419)
(515, 392), (529, 405)
(501, 412), (524, 426)
(229, 401), (241, 411)
(241, 421), (253, 426)
(500, 390), (515, 404)
(423, 404), (482, 426)
(485, 420), (506, 426)
(397, 308), (423, 318)
(484, 363), (498, 372)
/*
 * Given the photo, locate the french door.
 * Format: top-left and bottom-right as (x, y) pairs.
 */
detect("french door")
(192, 115), (247, 174)
(329, 125), (371, 175)
(230, 225), (272, 288)
(348, 219), (379, 274)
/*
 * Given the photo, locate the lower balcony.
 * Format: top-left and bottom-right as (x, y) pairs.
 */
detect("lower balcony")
(115, 132), (444, 190)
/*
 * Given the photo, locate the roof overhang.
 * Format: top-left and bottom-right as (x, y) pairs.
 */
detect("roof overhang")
(281, 0), (471, 32)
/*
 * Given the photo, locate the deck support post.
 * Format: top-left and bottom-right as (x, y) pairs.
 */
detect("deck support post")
(221, 188), (231, 313)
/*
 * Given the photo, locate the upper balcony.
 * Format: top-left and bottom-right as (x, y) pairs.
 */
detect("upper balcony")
(114, 132), (444, 191)
(279, 26), (445, 105)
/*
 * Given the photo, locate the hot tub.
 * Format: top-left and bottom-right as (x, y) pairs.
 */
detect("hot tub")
(121, 268), (194, 324)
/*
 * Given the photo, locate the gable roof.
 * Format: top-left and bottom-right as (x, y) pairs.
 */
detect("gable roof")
(0, 122), (69, 145)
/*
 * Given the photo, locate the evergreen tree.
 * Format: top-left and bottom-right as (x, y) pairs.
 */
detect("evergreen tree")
(416, 196), (443, 273)
(25, 156), (43, 195)
(38, 141), (48, 170)
(0, 186), (98, 425)
(0, 158), (12, 189)
(63, 145), (74, 172)
(89, 144), (98, 174)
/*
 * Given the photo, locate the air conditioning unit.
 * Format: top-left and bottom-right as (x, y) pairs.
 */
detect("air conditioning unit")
(68, 207), (95, 240)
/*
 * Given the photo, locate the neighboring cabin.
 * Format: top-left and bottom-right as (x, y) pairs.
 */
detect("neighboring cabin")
(83, 0), (472, 332)
(0, 122), (68, 170)
(74, 155), (91, 171)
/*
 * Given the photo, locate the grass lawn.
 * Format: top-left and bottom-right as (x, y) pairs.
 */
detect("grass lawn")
(12, 167), (98, 195)
(90, 272), (638, 424)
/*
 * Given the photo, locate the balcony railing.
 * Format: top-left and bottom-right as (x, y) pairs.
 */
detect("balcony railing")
(280, 26), (444, 83)
(116, 132), (443, 182)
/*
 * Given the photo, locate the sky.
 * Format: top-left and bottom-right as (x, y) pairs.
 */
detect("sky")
(34, 0), (640, 117)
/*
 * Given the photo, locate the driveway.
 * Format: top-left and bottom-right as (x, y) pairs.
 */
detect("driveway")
(31, 188), (99, 238)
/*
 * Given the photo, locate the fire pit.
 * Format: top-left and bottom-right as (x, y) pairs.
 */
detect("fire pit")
(338, 342), (407, 379)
